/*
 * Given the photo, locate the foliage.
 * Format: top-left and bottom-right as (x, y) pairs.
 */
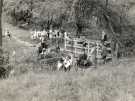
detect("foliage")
(4, 0), (72, 30)
(0, 48), (12, 78)
(3, 0), (135, 55)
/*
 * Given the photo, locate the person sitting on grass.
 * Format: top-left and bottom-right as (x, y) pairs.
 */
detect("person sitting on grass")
(63, 56), (72, 72)
(57, 58), (64, 71)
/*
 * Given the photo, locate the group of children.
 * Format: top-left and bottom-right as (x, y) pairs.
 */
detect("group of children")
(57, 55), (72, 71)
(37, 29), (71, 58)
(31, 29), (70, 41)
(38, 29), (108, 69)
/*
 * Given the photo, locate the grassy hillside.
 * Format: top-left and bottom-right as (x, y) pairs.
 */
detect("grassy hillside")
(2, 27), (135, 101)
(0, 60), (135, 101)
(1, 1), (135, 100)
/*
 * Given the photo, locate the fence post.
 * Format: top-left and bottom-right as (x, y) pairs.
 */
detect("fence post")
(111, 39), (119, 65)
(74, 40), (77, 57)
(64, 37), (66, 50)
(96, 42), (99, 59)
(88, 41), (90, 57)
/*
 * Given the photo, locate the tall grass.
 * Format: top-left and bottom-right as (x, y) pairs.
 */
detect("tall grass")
(3, 32), (135, 101)
(0, 60), (135, 101)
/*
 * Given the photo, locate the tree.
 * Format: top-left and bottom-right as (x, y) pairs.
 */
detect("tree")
(0, 0), (3, 47)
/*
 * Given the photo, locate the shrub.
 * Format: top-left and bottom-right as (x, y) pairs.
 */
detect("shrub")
(0, 48), (12, 78)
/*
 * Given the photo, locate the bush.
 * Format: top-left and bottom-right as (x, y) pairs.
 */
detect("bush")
(0, 48), (12, 78)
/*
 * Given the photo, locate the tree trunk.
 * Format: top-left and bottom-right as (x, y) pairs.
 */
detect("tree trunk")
(106, 17), (121, 65)
(106, 0), (108, 8)
(0, 0), (3, 47)
(111, 39), (119, 65)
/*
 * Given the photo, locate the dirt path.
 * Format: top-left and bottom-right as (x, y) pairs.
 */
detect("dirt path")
(3, 23), (39, 47)
(4, 23), (37, 45)
(12, 35), (34, 47)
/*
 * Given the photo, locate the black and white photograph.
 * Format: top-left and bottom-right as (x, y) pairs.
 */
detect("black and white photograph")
(0, 0), (135, 101)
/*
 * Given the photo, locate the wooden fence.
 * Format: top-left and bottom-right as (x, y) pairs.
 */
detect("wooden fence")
(64, 38), (112, 60)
